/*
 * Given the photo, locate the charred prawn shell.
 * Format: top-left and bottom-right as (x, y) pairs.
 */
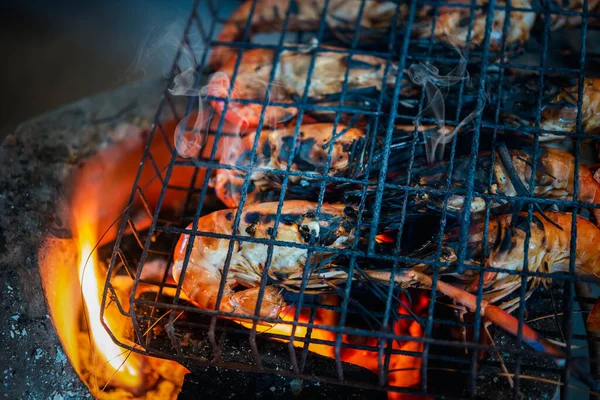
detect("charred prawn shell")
(212, 123), (368, 208)
(215, 0), (537, 58)
(408, 211), (600, 317)
(172, 200), (422, 317)
(381, 145), (600, 223)
(206, 45), (416, 130)
(500, 77), (600, 141)
(213, 122), (425, 208)
(173, 201), (357, 319)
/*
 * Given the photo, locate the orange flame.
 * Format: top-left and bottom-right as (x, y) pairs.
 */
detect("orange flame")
(74, 196), (142, 386)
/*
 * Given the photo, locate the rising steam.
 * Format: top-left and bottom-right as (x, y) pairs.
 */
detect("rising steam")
(168, 68), (212, 159)
(168, 52), (292, 161)
(407, 44), (482, 164)
(168, 71), (250, 160)
(124, 18), (204, 83)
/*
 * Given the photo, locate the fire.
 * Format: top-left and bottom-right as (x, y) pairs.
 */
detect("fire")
(76, 215), (140, 382)
(376, 233), (396, 244)
(65, 131), (156, 395)
(39, 112), (429, 399)
(239, 292), (429, 399)
(40, 123), (190, 398)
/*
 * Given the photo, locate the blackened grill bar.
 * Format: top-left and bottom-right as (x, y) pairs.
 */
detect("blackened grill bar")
(101, 0), (600, 398)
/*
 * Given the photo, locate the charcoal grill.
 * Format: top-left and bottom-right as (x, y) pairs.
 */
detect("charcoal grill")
(100, 0), (600, 398)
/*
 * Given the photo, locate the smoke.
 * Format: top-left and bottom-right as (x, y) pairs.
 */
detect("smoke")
(168, 73), (216, 159)
(168, 49), (296, 160)
(407, 44), (482, 164)
(170, 67), (198, 96)
(120, 15), (223, 159)
(123, 18), (205, 83)
(168, 69), (260, 162)
(167, 58), (298, 209)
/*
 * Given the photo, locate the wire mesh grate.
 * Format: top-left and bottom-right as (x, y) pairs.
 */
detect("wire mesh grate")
(101, 0), (600, 398)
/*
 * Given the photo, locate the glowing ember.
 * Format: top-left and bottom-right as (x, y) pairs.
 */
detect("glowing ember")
(240, 292), (429, 398)
(376, 233), (396, 244)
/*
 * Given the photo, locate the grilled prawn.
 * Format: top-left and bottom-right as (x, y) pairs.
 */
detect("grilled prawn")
(212, 0), (399, 68)
(413, 0), (536, 53)
(213, 123), (433, 207)
(213, 123), (364, 207)
(214, 0), (534, 62)
(207, 46), (407, 129)
(549, 0), (600, 28)
(173, 200), (570, 365)
(406, 146), (600, 224)
(460, 212), (600, 312)
(540, 77), (600, 138)
(365, 211), (600, 371)
(172, 201), (353, 319)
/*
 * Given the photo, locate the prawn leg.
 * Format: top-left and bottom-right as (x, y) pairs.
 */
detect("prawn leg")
(366, 270), (567, 363)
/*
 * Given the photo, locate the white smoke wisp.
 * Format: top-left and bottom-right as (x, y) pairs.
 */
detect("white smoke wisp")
(168, 49), (294, 162)
(124, 16), (232, 160)
(168, 66), (206, 159)
(167, 69), (265, 162)
(202, 72), (249, 165)
(407, 44), (476, 164)
(123, 19), (206, 83)
(168, 71), (246, 160)
(172, 107), (212, 159)
(170, 67), (199, 96)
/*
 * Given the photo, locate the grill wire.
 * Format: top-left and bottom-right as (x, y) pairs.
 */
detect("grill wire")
(100, 0), (600, 398)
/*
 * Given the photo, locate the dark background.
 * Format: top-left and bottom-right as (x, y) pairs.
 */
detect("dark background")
(2, 1), (597, 141)
(0, 0), (200, 138)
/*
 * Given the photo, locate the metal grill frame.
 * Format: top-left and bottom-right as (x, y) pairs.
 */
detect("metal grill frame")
(100, 0), (600, 398)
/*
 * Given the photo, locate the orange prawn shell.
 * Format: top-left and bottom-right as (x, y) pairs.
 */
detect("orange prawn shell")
(207, 45), (402, 129)
(207, 49), (295, 129)
(211, 0), (403, 68)
(492, 147), (600, 225)
(173, 201), (348, 277)
(172, 201), (349, 314)
(416, 0), (535, 51)
(529, 148), (600, 222)
(213, 123), (365, 208)
(538, 213), (600, 278)
(471, 212), (600, 279)
(541, 78), (600, 135)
